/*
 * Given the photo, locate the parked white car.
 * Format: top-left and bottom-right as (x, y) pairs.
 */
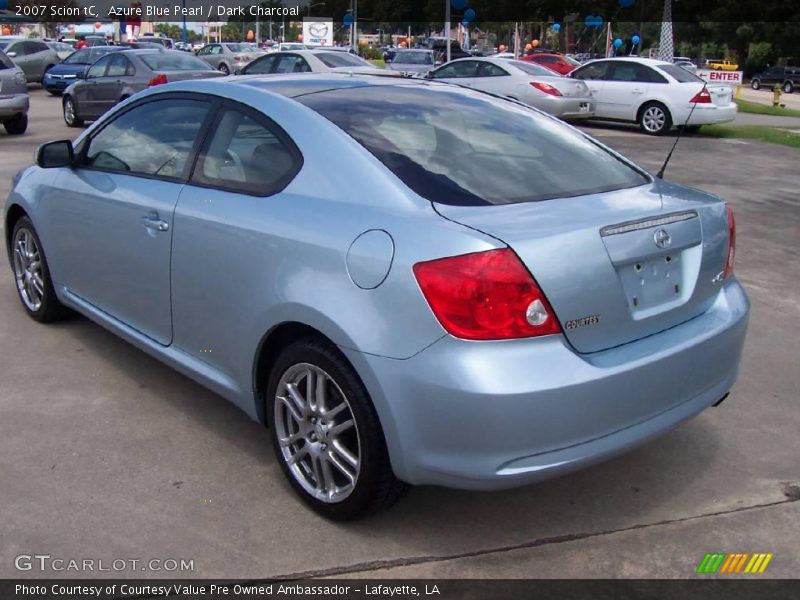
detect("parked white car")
(427, 57), (594, 120)
(571, 57), (736, 134)
(238, 49), (397, 77)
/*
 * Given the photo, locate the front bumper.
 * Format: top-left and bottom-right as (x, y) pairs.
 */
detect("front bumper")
(0, 94), (29, 119)
(342, 279), (748, 490)
(43, 74), (77, 92)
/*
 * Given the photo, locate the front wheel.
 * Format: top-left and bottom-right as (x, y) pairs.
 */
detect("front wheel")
(267, 338), (404, 520)
(63, 96), (83, 127)
(751, 79), (761, 90)
(639, 102), (672, 136)
(783, 81), (794, 94)
(4, 113), (28, 135)
(10, 217), (68, 322)
(218, 63), (230, 75)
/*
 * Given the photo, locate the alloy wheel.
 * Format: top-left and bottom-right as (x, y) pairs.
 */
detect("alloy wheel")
(274, 363), (361, 503)
(784, 82), (793, 94)
(12, 227), (44, 312)
(642, 106), (667, 133)
(64, 98), (76, 126)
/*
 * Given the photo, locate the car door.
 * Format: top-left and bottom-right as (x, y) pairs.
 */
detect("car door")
(171, 101), (302, 382)
(75, 54), (112, 118)
(571, 60), (612, 116)
(92, 53), (134, 114)
(43, 96), (214, 345)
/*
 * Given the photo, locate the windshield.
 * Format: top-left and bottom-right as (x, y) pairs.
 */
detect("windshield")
(0, 42), (8, 51)
(657, 64), (704, 83)
(316, 52), (368, 68)
(394, 51), (433, 65)
(299, 85), (648, 206)
(63, 47), (116, 64)
(225, 44), (248, 53)
(0, 51), (14, 69)
(140, 53), (212, 71)
(510, 60), (560, 77)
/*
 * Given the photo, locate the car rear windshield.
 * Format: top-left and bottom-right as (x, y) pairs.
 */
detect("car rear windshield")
(140, 53), (211, 71)
(510, 60), (559, 77)
(657, 64), (704, 83)
(394, 52), (433, 65)
(225, 43), (248, 52)
(64, 47), (116, 64)
(298, 85), (649, 206)
(316, 52), (368, 68)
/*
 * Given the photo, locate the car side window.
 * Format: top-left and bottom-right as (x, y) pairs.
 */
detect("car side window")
(274, 55), (311, 74)
(537, 56), (557, 63)
(245, 54), (277, 74)
(192, 107), (301, 196)
(84, 98), (211, 179)
(477, 62), (508, 77)
(573, 61), (610, 80)
(105, 54), (129, 77)
(86, 55), (112, 78)
(636, 65), (668, 83)
(10, 42), (28, 56)
(432, 60), (478, 78)
(211, 45), (222, 55)
(608, 63), (640, 82)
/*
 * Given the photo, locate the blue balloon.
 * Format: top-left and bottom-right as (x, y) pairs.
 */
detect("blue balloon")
(618, 0), (635, 7)
(343, 13), (354, 25)
(552, 23), (561, 32)
(614, 38), (623, 48)
(632, 35), (641, 45)
(451, 0), (468, 10)
(463, 8), (476, 23)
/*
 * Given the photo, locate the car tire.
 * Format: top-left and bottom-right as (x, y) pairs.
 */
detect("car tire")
(10, 217), (69, 323)
(63, 96), (83, 127)
(638, 102), (672, 136)
(266, 337), (405, 520)
(783, 81), (794, 94)
(4, 113), (28, 135)
(751, 79), (761, 90)
(218, 63), (230, 75)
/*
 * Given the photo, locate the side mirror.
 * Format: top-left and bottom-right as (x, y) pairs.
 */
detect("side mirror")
(76, 70), (86, 79)
(36, 140), (74, 169)
(7, 52), (16, 58)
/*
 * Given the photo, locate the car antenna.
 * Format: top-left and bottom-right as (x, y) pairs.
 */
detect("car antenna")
(656, 79), (709, 179)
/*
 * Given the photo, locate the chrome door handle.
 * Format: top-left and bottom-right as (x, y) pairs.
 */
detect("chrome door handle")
(632, 88), (645, 94)
(142, 215), (169, 232)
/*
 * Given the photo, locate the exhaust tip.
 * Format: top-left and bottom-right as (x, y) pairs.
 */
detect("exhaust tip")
(713, 392), (730, 407)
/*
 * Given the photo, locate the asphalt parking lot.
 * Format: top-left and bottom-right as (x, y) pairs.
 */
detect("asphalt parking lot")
(1, 88), (798, 579)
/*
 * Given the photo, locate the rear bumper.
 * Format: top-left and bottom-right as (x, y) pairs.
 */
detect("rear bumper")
(0, 94), (29, 118)
(342, 279), (748, 490)
(529, 95), (595, 120)
(684, 103), (737, 125)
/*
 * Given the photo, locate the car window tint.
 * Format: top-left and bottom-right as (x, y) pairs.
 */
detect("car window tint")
(192, 108), (300, 195)
(85, 99), (210, 179)
(657, 64), (702, 83)
(105, 54), (128, 77)
(478, 62), (508, 77)
(0, 51), (13, 69)
(608, 63), (642, 82)
(510, 60), (558, 77)
(299, 86), (647, 206)
(316, 51), (369, 68)
(86, 55), (111, 78)
(433, 60), (478, 78)
(275, 55), (311, 74)
(573, 61), (610, 80)
(140, 52), (211, 71)
(245, 54), (277, 74)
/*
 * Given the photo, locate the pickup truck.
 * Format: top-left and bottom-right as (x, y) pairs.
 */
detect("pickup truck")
(705, 58), (739, 71)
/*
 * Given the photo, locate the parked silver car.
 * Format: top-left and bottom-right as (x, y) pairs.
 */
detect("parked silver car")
(0, 37), (61, 83)
(240, 49), (395, 77)
(386, 49), (437, 76)
(428, 57), (594, 120)
(0, 49), (29, 134)
(195, 42), (263, 74)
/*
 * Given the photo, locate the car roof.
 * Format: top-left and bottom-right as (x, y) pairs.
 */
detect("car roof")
(214, 73), (444, 98)
(585, 56), (672, 67)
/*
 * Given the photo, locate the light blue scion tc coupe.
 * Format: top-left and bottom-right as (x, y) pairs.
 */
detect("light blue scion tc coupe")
(5, 74), (748, 520)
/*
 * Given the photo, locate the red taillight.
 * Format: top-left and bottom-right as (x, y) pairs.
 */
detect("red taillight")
(690, 89), (712, 103)
(724, 205), (736, 279)
(530, 81), (562, 96)
(413, 248), (562, 340)
(148, 73), (168, 87)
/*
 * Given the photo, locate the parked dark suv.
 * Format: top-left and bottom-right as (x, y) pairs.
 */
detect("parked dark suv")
(426, 38), (470, 63)
(751, 65), (799, 93)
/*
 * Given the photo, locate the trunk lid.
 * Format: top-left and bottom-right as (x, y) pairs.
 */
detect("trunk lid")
(435, 180), (731, 353)
(165, 70), (226, 82)
(539, 75), (589, 97)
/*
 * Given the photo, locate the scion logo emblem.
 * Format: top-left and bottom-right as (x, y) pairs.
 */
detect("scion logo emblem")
(654, 228), (672, 249)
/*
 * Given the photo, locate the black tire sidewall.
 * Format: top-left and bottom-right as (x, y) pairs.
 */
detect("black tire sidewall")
(751, 79), (760, 90)
(4, 113), (27, 135)
(266, 338), (397, 520)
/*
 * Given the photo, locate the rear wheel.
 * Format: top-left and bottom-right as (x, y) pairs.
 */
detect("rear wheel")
(63, 96), (83, 127)
(267, 338), (404, 520)
(783, 81), (794, 94)
(638, 102), (672, 136)
(3, 113), (28, 135)
(750, 79), (761, 90)
(10, 217), (68, 322)
(218, 63), (230, 75)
